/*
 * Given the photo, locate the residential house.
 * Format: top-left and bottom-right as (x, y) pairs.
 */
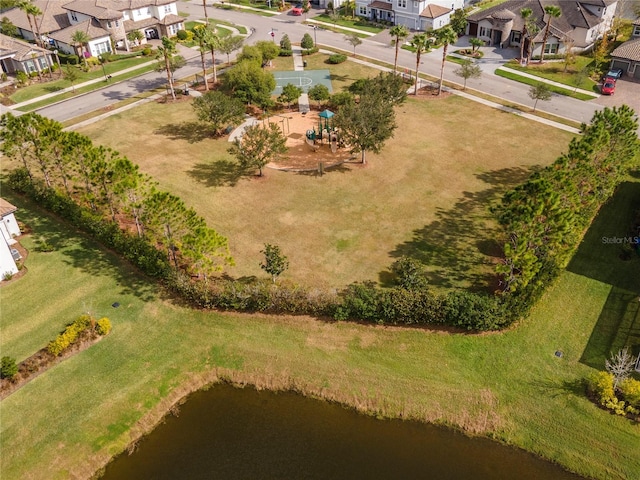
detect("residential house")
(610, 18), (640, 78)
(355, 0), (464, 31)
(0, 1), (184, 56)
(0, 33), (54, 75)
(466, 0), (617, 59)
(0, 198), (22, 279)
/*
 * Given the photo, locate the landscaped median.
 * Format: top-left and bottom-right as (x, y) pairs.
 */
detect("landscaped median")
(495, 66), (597, 101)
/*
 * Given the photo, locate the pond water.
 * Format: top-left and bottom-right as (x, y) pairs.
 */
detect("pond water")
(101, 383), (583, 479)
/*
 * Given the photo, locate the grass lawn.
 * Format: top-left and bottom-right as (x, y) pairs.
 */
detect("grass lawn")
(495, 68), (595, 101)
(311, 14), (384, 34)
(505, 56), (598, 92)
(72, 92), (573, 290)
(9, 56), (154, 105)
(0, 179), (638, 480)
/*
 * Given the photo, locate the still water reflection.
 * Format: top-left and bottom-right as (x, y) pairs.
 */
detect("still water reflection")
(102, 383), (583, 479)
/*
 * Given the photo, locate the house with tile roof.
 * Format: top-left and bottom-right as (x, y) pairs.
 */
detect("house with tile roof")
(0, 33), (54, 75)
(0, 0), (184, 56)
(354, 0), (464, 31)
(0, 198), (22, 280)
(466, 0), (617, 59)
(610, 18), (640, 79)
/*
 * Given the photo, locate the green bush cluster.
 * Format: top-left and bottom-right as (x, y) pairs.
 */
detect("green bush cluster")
(1, 356), (18, 380)
(301, 47), (319, 56)
(176, 29), (189, 41)
(47, 314), (111, 357)
(587, 371), (640, 417)
(47, 314), (93, 356)
(327, 54), (347, 64)
(58, 52), (79, 65)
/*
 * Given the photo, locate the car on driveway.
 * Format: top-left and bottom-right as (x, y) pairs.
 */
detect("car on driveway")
(601, 78), (616, 95)
(291, 3), (303, 15)
(604, 68), (623, 81)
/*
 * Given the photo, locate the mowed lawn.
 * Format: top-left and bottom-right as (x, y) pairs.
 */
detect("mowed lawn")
(75, 95), (573, 290)
(0, 185), (639, 480)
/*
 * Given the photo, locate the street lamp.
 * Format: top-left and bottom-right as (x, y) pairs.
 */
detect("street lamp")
(313, 25), (317, 45)
(98, 54), (108, 81)
(53, 49), (60, 78)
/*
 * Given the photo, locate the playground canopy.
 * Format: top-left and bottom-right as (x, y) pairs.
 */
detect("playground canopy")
(319, 109), (334, 119)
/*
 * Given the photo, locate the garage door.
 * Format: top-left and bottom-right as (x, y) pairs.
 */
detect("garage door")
(611, 59), (629, 73)
(394, 15), (415, 29)
(634, 64), (640, 79)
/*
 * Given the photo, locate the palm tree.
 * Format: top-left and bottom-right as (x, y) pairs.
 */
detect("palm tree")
(202, 0), (209, 23)
(539, 5), (561, 63)
(390, 25), (409, 73)
(435, 25), (457, 96)
(192, 26), (209, 91)
(469, 37), (483, 54)
(409, 33), (433, 95)
(204, 26), (220, 84)
(157, 36), (178, 100)
(71, 30), (91, 69)
(519, 8), (532, 62)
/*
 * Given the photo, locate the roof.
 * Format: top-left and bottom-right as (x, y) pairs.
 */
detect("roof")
(467, 0), (606, 35)
(0, 198), (18, 218)
(368, 1), (393, 11)
(63, 1), (123, 20)
(0, 33), (52, 61)
(419, 3), (451, 18)
(48, 19), (110, 44)
(0, 1), (72, 34)
(611, 37), (640, 62)
(157, 13), (183, 26)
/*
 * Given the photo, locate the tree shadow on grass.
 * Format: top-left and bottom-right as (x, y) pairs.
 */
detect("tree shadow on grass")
(383, 166), (533, 292)
(5, 191), (160, 303)
(154, 122), (213, 143)
(187, 159), (249, 187)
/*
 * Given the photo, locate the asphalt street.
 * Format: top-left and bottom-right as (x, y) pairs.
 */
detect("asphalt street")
(35, 0), (604, 125)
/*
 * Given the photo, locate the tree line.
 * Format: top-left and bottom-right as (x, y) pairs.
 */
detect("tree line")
(1, 113), (233, 279)
(494, 106), (639, 309)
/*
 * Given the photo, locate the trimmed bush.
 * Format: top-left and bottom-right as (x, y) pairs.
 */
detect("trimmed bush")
(618, 378), (640, 409)
(177, 29), (188, 40)
(587, 371), (616, 406)
(58, 52), (79, 65)
(279, 49), (293, 57)
(327, 53), (347, 64)
(1, 356), (18, 380)
(47, 314), (92, 356)
(96, 317), (112, 336)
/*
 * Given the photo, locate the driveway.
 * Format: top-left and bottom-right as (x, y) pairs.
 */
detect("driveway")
(593, 76), (640, 114)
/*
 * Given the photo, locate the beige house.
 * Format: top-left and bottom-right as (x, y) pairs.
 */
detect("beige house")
(466, 0), (617, 59)
(0, 33), (54, 75)
(610, 18), (640, 79)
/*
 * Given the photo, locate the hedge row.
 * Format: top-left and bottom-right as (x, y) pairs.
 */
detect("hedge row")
(9, 171), (512, 331)
(47, 314), (111, 356)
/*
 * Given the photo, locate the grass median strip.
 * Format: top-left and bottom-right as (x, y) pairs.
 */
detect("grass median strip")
(495, 68), (594, 101)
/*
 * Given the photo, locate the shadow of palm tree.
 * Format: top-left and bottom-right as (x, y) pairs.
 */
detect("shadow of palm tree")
(187, 159), (249, 187)
(384, 166), (533, 291)
(154, 122), (213, 143)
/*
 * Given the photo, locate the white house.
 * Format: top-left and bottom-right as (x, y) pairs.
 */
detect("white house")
(0, 198), (22, 279)
(466, 0), (617, 58)
(355, 0), (464, 31)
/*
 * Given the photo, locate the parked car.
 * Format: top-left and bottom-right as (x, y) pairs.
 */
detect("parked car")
(604, 68), (623, 81)
(291, 6), (302, 15)
(601, 79), (616, 95)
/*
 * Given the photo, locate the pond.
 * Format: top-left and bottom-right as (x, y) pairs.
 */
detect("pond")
(101, 383), (583, 479)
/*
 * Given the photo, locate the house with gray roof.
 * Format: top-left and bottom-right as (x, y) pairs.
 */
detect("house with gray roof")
(354, 0), (464, 31)
(0, 33), (54, 75)
(466, 0), (617, 59)
(610, 18), (640, 79)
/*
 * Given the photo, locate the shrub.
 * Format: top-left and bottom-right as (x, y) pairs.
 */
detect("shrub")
(301, 46), (319, 55)
(327, 53), (347, 64)
(391, 256), (428, 290)
(328, 91), (354, 109)
(1, 356), (18, 380)
(58, 52), (79, 65)
(618, 378), (640, 409)
(177, 29), (188, 40)
(15, 71), (28, 85)
(47, 314), (93, 356)
(279, 49), (293, 57)
(2, 271), (14, 281)
(142, 47), (152, 56)
(443, 290), (507, 331)
(587, 371), (616, 406)
(96, 317), (112, 336)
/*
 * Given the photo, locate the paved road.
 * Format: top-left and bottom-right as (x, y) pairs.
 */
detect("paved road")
(35, 0), (606, 125)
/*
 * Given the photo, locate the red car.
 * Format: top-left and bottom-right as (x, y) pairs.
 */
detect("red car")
(601, 79), (616, 95)
(291, 6), (302, 15)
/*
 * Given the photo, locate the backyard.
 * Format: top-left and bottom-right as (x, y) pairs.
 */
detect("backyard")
(0, 174), (638, 480)
(74, 92), (573, 290)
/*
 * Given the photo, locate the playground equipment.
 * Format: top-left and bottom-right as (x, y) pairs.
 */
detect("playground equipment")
(304, 109), (340, 154)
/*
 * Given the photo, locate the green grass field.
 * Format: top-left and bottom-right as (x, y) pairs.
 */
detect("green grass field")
(72, 93), (572, 290)
(505, 57), (598, 92)
(495, 69), (595, 101)
(0, 177), (638, 480)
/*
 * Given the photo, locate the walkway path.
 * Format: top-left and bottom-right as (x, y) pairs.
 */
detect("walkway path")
(291, 46), (310, 112)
